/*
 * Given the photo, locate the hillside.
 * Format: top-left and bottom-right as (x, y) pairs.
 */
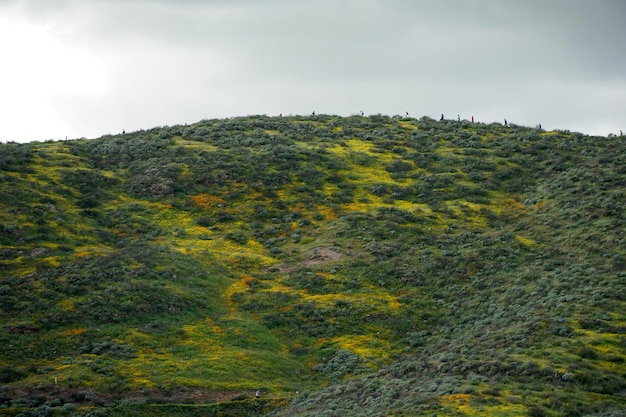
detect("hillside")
(1, 114), (625, 417)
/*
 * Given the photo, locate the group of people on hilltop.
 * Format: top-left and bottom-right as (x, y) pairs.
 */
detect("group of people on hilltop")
(280, 111), (538, 129)
(273, 112), (618, 136)
(439, 113), (544, 130)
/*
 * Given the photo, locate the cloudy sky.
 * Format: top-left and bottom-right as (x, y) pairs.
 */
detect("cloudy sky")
(1, 0), (624, 143)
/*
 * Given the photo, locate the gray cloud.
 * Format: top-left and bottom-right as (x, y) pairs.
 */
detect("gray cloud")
(1, 0), (624, 142)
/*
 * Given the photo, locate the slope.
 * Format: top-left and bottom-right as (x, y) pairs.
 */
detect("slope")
(0, 115), (624, 416)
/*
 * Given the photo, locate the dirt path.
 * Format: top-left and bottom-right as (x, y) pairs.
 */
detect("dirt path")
(6, 385), (253, 406)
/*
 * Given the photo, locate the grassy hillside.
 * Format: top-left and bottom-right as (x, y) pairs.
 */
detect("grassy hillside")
(1, 114), (624, 417)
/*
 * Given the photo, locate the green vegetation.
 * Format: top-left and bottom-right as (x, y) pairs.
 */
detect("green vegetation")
(1, 114), (624, 416)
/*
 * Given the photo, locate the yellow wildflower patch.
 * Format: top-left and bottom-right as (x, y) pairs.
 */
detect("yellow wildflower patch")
(440, 391), (530, 415)
(440, 393), (472, 407)
(343, 202), (370, 212)
(398, 120), (418, 130)
(60, 299), (75, 312)
(62, 327), (87, 336)
(332, 334), (393, 361)
(515, 235), (535, 247)
(192, 193), (225, 210)
(203, 317), (225, 336)
(316, 205), (337, 221)
(344, 139), (377, 154)
(225, 275), (253, 310)
(42, 256), (61, 268)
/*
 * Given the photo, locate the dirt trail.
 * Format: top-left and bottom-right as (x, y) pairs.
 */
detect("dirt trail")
(6, 386), (253, 406)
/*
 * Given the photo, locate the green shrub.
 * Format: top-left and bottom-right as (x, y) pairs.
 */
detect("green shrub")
(226, 231), (248, 245)
(196, 216), (214, 227)
(0, 366), (26, 383)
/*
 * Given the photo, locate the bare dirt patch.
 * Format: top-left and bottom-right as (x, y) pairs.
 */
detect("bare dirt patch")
(266, 247), (344, 273)
(302, 247), (343, 267)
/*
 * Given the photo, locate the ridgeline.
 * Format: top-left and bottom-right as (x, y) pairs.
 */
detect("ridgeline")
(1, 114), (625, 417)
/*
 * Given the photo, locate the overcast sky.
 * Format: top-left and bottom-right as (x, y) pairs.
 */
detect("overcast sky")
(1, 0), (624, 143)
